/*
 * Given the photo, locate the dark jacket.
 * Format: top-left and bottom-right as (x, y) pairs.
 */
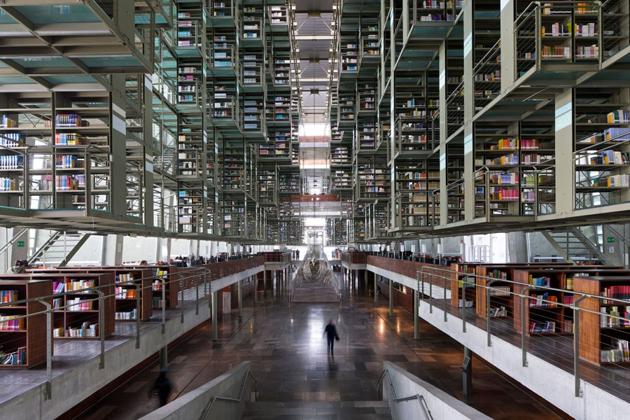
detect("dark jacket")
(324, 324), (339, 341)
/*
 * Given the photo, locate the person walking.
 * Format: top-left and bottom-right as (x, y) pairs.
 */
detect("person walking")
(324, 319), (340, 356)
(150, 369), (172, 407)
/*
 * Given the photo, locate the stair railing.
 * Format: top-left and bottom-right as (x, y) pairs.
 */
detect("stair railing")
(377, 369), (434, 420)
(199, 367), (257, 420)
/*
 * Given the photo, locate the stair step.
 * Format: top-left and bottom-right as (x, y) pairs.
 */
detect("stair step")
(243, 401), (391, 419)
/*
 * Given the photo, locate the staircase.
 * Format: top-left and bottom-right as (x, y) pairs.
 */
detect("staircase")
(541, 228), (606, 264)
(28, 231), (90, 266)
(242, 400), (391, 419)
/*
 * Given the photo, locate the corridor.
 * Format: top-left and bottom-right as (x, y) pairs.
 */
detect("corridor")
(79, 277), (565, 420)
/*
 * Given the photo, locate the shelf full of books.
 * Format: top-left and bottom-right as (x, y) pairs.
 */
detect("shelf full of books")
(394, 158), (439, 229)
(0, 280), (49, 368)
(575, 90), (629, 210)
(0, 91), (116, 214)
(355, 155), (389, 201)
(473, 120), (556, 218)
(177, 113), (206, 234)
(574, 276), (630, 365)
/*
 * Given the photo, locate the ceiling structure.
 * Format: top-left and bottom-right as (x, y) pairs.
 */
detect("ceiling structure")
(293, 0), (336, 209)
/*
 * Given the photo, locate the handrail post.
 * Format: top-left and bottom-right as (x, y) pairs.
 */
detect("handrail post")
(462, 270), (466, 333)
(573, 295), (587, 397)
(90, 287), (105, 365)
(134, 281), (141, 349)
(180, 273), (184, 324)
(203, 268), (208, 297)
(535, 4), (542, 70)
(388, 277), (393, 317)
(520, 294), (528, 367)
(442, 271), (447, 322)
(429, 276), (433, 314)
(40, 299), (53, 400)
(161, 277), (166, 334)
(486, 279), (496, 347)
(195, 271), (200, 316)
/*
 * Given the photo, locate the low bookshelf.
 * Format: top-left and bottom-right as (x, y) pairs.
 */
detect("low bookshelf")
(0, 279), (49, 368)
(474, 263), (573, 319)
(3, 273), (115, 340)
(28, 268), (150, 322)
(574, 276), (630, 366)
(512, 267), (629, 336)
(450, 263), (477, 309)
(139, 265), (179, 309)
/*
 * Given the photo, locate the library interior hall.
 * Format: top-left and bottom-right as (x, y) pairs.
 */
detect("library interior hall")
(0, 0), (628, 419)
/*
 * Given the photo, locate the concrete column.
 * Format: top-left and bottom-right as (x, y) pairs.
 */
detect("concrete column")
(211, 292), (218, 340)
(263, 270), (267, 296)
(237, 279), (242, 314)
(555, 89), (575, 216)
(273, 270), (277, 297)
(374, 273), (378, 304)
(159, 347), (168, 369)
(413, 289), (419, 339)
(438, 41), (448, 225)
(254, 274), (258, 304)
(388, 279), (393, 316)
(462, 347), (473, 402)
(500, 0), (516, 91)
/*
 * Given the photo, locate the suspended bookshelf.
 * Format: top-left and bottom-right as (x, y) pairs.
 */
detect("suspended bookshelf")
(355, 155), (389, 201)
(472, 1), (501, 114)
(259, 164), (278, 206)
(395, 158), (439, 229)
(0, 92), (51, 210)
(575, 88), (629, 211)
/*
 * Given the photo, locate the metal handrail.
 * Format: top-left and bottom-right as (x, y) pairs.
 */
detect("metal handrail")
(378, 369), (434, 420)
(199, 369), (257, 420)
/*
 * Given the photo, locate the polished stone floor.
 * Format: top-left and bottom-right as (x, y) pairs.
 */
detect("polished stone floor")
(79, 282), (567, 420)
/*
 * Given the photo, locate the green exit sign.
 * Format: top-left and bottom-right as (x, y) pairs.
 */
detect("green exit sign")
(16, 240), (24, 248)
(607, 237), (616, 244)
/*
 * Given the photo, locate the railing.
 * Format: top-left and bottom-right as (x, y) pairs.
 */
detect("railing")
(406, 263), (630, 400)
(514, 1), (603, 81)
(378, 369), (433, 420)
(472, 39), (501, 114)
(446, 81), (464, 139)
(0, 257), (265, 400)
(139, 362), (255, 420)
(200, 368), (257, 420)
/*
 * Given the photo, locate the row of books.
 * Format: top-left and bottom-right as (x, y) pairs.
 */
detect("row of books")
(0, 177), (20, 191)
(115, 309), (137, 320)
(0, 155), (23, 170)
(55, 114), (82, 128)
(0, 347), (26, 365)
(529, 276), (551, 288)
(601, 339), (630, 363)
(589, 174), (629, 188)
(577, 150), (628, 166)
(56, 322), (98, 338)
(600, 306), (630, 328)
(117, 273), (136, 285)
(55, 133), (84, 146)
(65, 280), (96, 293)
(0, 133), (22, 147)
(529, 321), (556, 334)
(529, 293), (558, 308)
(67, 298), (94, 312)
(56, 155), (82, 169)
(56, 174), (86, 191)
(0, 290), (19, 303)
(115, 287), (138, 300)
(0, 315), (25, 331)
